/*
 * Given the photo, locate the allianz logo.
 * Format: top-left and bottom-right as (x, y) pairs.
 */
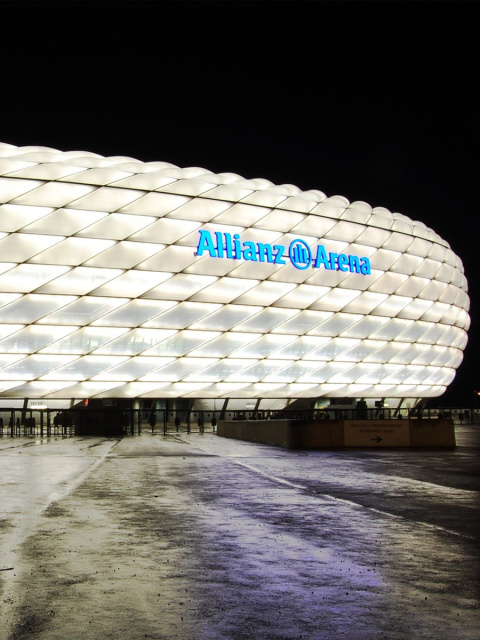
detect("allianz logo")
(195, 230), (371, 274)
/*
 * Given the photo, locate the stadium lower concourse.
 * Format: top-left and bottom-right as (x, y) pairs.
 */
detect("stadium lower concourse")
(0, 143), (470, 443)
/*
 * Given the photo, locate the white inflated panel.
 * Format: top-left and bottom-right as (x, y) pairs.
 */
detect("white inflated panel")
(0, 142), (470, 400)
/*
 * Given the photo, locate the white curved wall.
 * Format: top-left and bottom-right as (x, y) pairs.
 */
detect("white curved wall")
(0, 142), (470, 401)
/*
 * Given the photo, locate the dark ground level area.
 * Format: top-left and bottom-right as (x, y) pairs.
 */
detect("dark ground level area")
(0, 423), (479, 639)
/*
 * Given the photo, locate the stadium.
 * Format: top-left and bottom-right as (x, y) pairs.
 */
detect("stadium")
(0, 142), (470, 442)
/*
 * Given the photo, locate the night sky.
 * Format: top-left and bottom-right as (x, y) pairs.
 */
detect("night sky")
(2, 1), (478, 406)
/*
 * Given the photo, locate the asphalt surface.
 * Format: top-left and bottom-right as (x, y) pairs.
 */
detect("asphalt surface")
(0, 425), (479, 640)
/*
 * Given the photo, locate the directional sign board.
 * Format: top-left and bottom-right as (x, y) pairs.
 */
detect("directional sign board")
(344, 420), (410, 447)
(28, 400), (47, 409)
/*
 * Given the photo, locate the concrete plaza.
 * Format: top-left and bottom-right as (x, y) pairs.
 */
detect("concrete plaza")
(1, 424), (479, 639)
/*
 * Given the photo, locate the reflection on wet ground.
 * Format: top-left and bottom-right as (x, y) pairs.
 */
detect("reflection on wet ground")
(1, 426), (479, 639)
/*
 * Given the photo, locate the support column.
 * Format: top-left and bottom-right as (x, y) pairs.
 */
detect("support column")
(219, 398), (229, 420)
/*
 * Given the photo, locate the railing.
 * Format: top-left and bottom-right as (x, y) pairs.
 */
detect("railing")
(149, 411), (218, 435)
(0, 406), (477, 438)
(0, 411), (77, 438)
(0, 408), (219, 438)
(217, 407), (480, 424)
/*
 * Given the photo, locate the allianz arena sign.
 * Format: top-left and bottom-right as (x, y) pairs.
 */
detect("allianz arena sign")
(196, 230), (372, 274)
(0, 142), (470, 403)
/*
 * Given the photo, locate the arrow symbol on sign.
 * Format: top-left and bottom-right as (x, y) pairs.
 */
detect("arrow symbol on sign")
(371, 436), (382, 443)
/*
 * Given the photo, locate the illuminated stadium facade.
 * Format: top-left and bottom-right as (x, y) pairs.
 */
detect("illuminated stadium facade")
(0, 142), (470, 416)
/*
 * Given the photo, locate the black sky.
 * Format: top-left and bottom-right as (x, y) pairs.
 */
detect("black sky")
(2, 1), (478, 406)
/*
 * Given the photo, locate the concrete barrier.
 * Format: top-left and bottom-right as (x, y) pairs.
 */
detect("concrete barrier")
(217, 418), (456, 449)
(409, 418), (456, 447)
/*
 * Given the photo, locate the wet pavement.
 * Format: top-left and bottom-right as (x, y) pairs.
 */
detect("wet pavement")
(0, 425), (479, 640)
